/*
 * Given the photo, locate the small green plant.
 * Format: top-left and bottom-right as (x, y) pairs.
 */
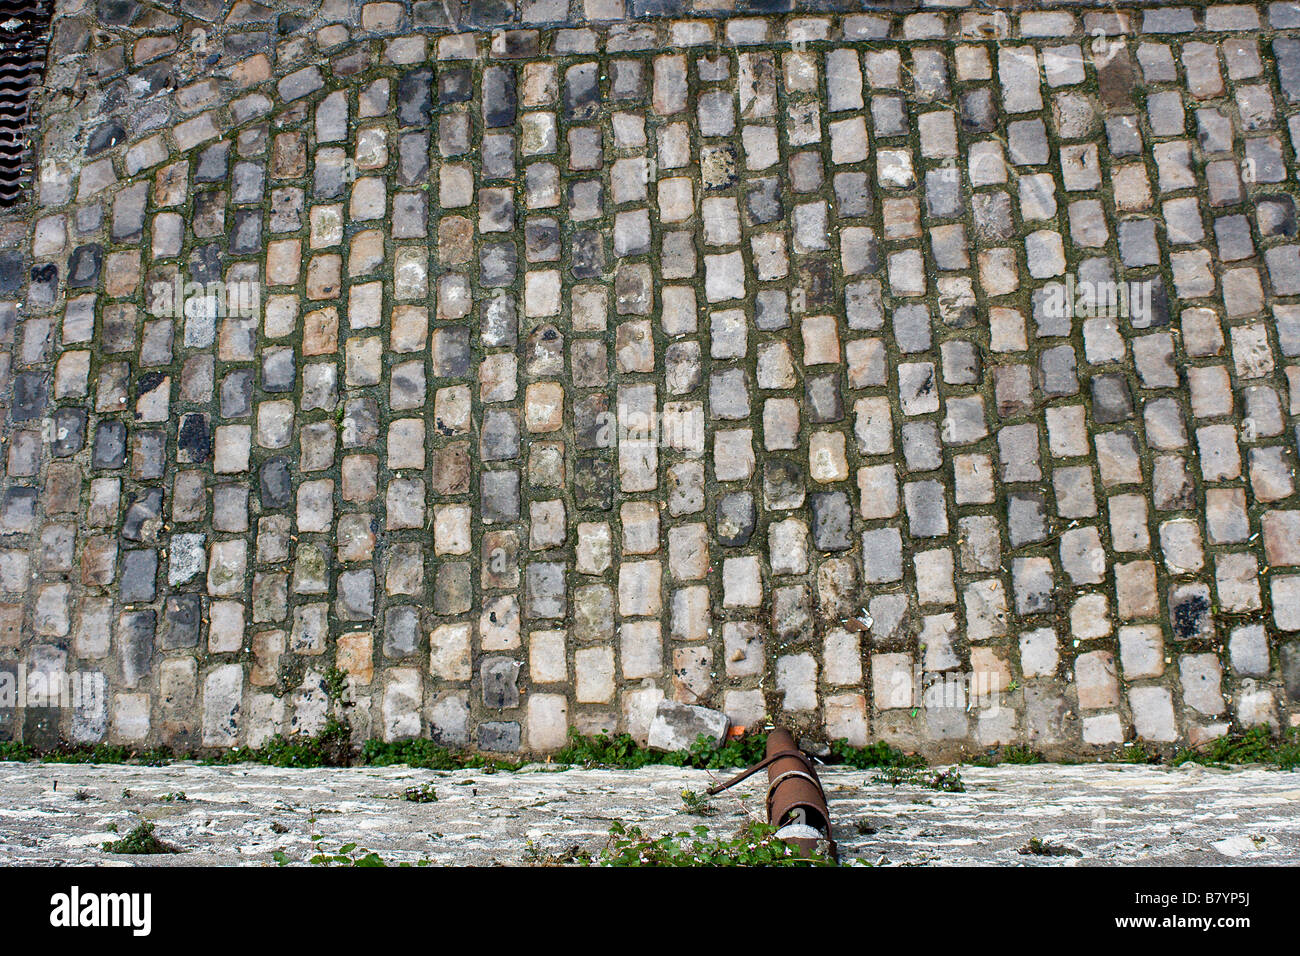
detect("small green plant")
(34, 744), (175, 765)
(697, 732), (772, 769)
(678, 789), (717, 816)
(522, 841), (592, 865)
(305, 838), (431, 867)
(159, 791), (187, 802)
(552, 731), (668, 768)
(553, 730), (771, 770)
(1018, 837), (1081, 858)
(854, 819), (877, 835)
(0, 742), (175, 765)
(205, 716), (353, 768)
(965, 745), (1045, 767)
(401, 783), (438, 803)
(0, 741), (34, 761)
(102, 821), (180, 855)
(323, 666), (350, 704)
(999, 745), (1046, 765)
(599, 821), (835, 867)
(362, 737), (523, 771)
(47, 744), (139, 764)
(273, 827), (432, 867)
(137, 747), (175, 767)
(311, 843), (388, 866)
(1107, 742), (1163, 765)
(873, 767), (966, 793)
(828, 738), (927, 770)
(1173, 726), (1300, 769)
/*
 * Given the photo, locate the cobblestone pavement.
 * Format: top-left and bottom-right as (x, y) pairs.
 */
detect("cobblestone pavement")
(1, 760), (1297, 865)
(7, 0), (1300, 759)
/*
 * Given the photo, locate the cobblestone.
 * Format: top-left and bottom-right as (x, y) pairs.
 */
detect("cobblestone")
(6, 0), (1300, 758)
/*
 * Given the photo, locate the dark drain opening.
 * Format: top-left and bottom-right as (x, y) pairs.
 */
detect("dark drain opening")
(0, 0), (52, 207)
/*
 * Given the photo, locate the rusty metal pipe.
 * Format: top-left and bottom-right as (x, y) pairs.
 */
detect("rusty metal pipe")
(707, 728), (837, 861)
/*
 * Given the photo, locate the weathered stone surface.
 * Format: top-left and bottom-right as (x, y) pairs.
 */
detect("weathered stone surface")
(0, 762), (1296, 867)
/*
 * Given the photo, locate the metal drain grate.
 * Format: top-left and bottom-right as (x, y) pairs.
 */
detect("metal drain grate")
(0, 0), (50, 207)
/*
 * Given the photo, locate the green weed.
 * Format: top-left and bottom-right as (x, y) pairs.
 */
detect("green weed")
(102, 821), (179, 855)
(599, 821), (835, 867)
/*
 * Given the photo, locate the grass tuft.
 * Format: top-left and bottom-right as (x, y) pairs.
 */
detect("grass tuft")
(102, 821), (180, 855)
(599, 821), (836, 867)
(872, 766), (966, 792)
(1173, 726), (1300, 770)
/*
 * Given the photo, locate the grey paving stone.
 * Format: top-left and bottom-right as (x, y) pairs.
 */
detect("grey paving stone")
(7, 3), (1297, 760)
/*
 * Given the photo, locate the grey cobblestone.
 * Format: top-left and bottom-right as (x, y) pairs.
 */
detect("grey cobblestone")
(5, 0), (1300, 758)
